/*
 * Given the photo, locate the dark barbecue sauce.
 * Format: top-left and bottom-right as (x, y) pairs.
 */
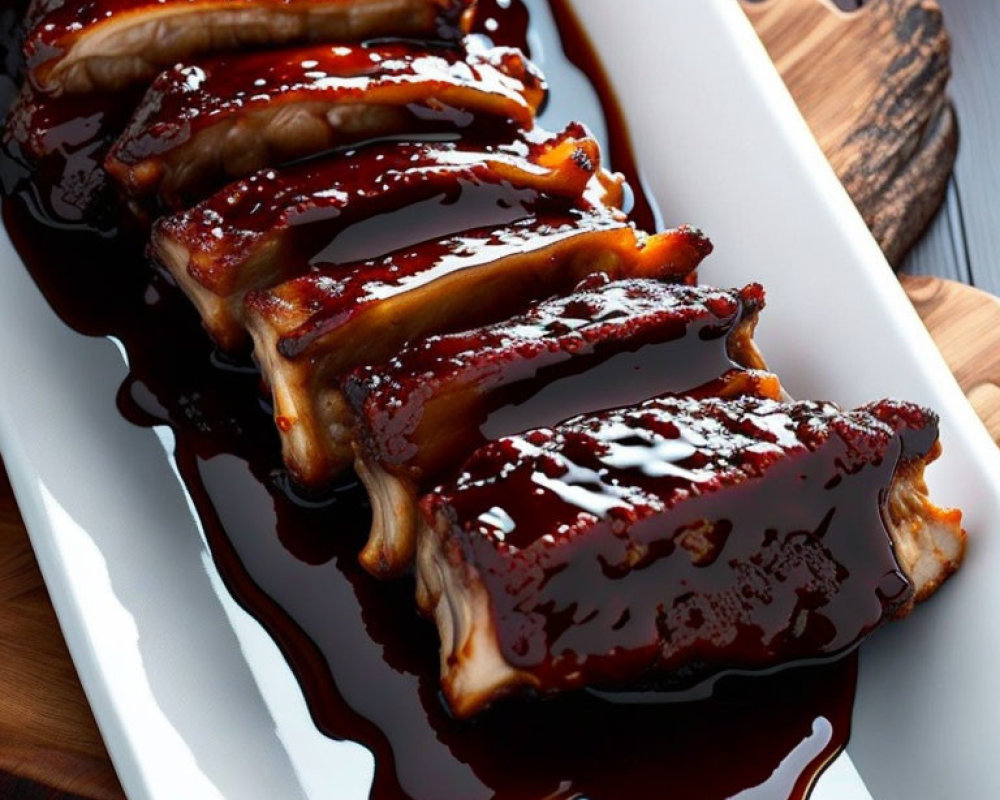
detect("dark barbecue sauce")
(432, 396), (927, 699)
(348, 281), (763, 482)
(1, 1), (859, 798)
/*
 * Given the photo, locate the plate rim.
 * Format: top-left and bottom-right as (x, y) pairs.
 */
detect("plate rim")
(1, 1), (998, 798)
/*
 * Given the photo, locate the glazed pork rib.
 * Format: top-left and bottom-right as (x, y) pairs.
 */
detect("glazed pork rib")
(106, 41), (545, 205)
(150, 124), (623, 350)
(416, 395), (966, 718)
(25, 0), (476, 95)
(245, 215), (712, 487)
(345, 278), (778, 577)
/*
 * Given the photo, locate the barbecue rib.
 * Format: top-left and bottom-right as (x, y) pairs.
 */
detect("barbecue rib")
(104, 41), (545, 205)
(24, 0), (476, 95)
(416, 396), (966, 717)
(7, 0), (969, 751)
(245, 216), (712, 487)
(346, 278), (777, 577)
(150, 124), (623, 350)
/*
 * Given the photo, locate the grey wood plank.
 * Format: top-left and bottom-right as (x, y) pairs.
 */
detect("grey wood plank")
(929, 0), (1000, 293)
(901, 177), (971, 283)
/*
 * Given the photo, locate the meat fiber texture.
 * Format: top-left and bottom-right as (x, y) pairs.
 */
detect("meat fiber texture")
(25, 0), (476, 94)
(417, 395), (966, 717)
(346, 278), (774, 577)
(105, 39), (546, 204)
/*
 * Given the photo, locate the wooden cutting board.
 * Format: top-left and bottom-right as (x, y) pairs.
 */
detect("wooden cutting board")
(743, 0), (957, 267)
(901, 275), (1000, 442)
(744, 0), (1000, 443)
(0, 1), (996, 798)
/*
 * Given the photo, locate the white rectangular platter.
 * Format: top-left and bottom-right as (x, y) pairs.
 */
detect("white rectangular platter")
(0, 0), (997, 798)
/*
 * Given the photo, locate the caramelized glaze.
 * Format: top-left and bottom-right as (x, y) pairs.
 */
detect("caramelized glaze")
(25, 0), (477, 93)
(154, 122), (617, 297)
(347, 279), (768, 482)
(424, 396), (933, 692)
(0, 0), (864, 796)
(116, 41), (543, 161)
(248, 214), (709, 362)
(105, 39), (546, 202)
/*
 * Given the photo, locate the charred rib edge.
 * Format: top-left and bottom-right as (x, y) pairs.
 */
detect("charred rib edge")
(415, 511), (537, 718)
(355, 304), (772, 579)
(885, 440), (965, 608)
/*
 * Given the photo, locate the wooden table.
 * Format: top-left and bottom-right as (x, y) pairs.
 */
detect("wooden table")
(2, 0), (999, 797)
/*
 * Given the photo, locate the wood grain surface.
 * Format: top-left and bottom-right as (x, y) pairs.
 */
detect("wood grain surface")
(0, 467), (124, 800)
(743, 0), (957, 266)
(0, 1), (996, 799)
(902, 274), (1000, 444)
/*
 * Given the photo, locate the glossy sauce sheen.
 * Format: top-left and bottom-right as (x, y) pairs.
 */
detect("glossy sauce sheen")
(1, 82), (139, 225)
(23, 0), (476, 82)
(1, 1), (859, 797)
(347, 279), (763, 482)
(24, 0), (472, 45)
(429, 397), (928, 691)
(255, 210), (627, 354)
(252, 218), (709, 366)
(109, 41), (544, 165)
(156, 123), (609, 295)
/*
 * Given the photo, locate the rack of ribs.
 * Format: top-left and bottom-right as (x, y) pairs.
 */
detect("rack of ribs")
(6, 0), (969, 731)
(345, 278), (778, 577)
(416, 395), (966, 717)
(24, 0), (476, 95)
(105, 40), (545, 205)
(150, 124), (623, 350)
(245, 217), (712, 487)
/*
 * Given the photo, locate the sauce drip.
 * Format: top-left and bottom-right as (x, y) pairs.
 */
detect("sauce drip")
(0, 1), (859, 797)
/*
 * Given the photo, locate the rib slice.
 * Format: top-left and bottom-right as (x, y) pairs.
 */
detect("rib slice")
(345, 278), (778, 577)
(416, 395), (966, 717)
(245, 215), (712, 487)
(105, 41), (545, 205)
(25, 0), (476, 95)
(150, 124), (623, 350)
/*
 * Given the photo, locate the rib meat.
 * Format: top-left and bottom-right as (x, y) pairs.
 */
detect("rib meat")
(25, 0), (476, 95)
(150, 124), (623, 350)
(105, 41), (545, 205)
(245, 215), (712, 487)
(416, 395), (966, 717)
(346, 278), (777, 577)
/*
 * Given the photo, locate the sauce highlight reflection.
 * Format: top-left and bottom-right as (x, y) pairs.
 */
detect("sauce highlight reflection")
(1, 1), (857, 797)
